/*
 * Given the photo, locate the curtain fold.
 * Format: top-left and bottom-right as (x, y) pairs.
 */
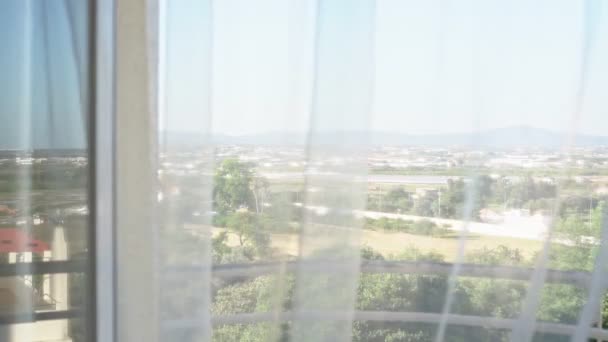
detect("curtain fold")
(511, 1), (603, 341)
(290, 0), (375, 341)
(158, 0), (214, 341)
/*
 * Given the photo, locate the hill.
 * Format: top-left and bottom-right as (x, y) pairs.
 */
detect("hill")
(164, 126), (608, 148)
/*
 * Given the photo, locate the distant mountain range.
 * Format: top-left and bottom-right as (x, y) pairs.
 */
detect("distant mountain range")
(165, 126), (608, 148)
(3, 126), (605, 151)
(372, 126), (608, 148)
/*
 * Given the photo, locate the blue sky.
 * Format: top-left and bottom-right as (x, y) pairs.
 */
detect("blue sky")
(1, 0), (608, 149)
(0, 0), (87, 149)
(164, 0), (608, 136)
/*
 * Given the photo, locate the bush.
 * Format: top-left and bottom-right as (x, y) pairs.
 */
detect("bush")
(365, 218), (449, 237)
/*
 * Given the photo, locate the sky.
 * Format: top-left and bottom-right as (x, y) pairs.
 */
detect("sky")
(164, 0), (608, 136)
(0, 0), (87, 149)
(1, 0), (608, 149)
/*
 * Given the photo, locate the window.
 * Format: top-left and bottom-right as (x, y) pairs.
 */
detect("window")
(3, 1), (608, 342)
(0, 1), (93, 341)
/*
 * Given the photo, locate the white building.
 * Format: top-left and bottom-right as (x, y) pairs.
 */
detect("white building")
(0, 227), (71, 342)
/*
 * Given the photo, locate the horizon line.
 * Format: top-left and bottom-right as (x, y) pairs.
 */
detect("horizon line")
(162, 125), (608, 138)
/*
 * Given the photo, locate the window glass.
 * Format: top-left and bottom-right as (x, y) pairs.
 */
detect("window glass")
(159, 1), (608, 341)
(0, 1), (90, 341)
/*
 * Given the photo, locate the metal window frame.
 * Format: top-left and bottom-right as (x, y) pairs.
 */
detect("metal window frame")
(91, 0), (160, 340)
(95, 0), (160, 340)
(0, 4), (158, 341)
(113, 0), (160, 341)
(93, 0), (115, 341)
(0, 0), (109, 338)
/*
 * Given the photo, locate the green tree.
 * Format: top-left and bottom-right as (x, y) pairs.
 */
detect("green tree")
(382, 188), (414, 213)
(550, 202), (604, 271)
(413, 193), (436, 217)
(495, 176), (556, 211)
(437, 180), (466, 218)
(355, 248), (478, 341)
(466, 245), (526, 266)
(435, 177), (492, 220)
(212, 231), (233, 263)
(542, 203), (607, 329)
(213, 159), (254, 215)
(226, 212), (271, 259)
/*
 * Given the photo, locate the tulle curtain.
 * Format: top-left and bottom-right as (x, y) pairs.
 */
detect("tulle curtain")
(153, 0), (608, 342)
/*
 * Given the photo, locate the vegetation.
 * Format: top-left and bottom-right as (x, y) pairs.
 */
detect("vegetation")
(368, 177), (492, 220)
(171, 157), (608, 340)
(213, 159), (256, 215)
(5, 155), (606, 342)
(366, 174), (608, 226)
(202, 162), (608, 341)
(370, 166), (608, 177)
(367, 187), (413, 213)
(364, 217), (450, 237)
(206, 241), (595, 342)
(0, 162), (87, 193)
(225, 211), (271, 260)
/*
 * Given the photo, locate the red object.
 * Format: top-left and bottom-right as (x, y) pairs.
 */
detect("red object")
(0, 228), (50, 253)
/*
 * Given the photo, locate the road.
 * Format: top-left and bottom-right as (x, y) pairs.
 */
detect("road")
(261, 172), (457, 185)
(358, 210), (549, 241)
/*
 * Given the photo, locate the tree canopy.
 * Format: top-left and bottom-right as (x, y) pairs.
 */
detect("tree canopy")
(213, 159), (254, 214)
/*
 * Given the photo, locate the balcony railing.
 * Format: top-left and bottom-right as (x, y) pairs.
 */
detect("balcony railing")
(1, 258), (604, 339)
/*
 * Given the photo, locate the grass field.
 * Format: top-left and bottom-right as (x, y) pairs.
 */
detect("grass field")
(210, 227), (543, 262)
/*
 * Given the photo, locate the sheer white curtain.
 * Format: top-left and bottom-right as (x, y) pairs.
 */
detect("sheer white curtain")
(115, 0), (608, 341)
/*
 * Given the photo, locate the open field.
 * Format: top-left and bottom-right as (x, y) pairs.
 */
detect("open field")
(209, 227), (542, 262)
